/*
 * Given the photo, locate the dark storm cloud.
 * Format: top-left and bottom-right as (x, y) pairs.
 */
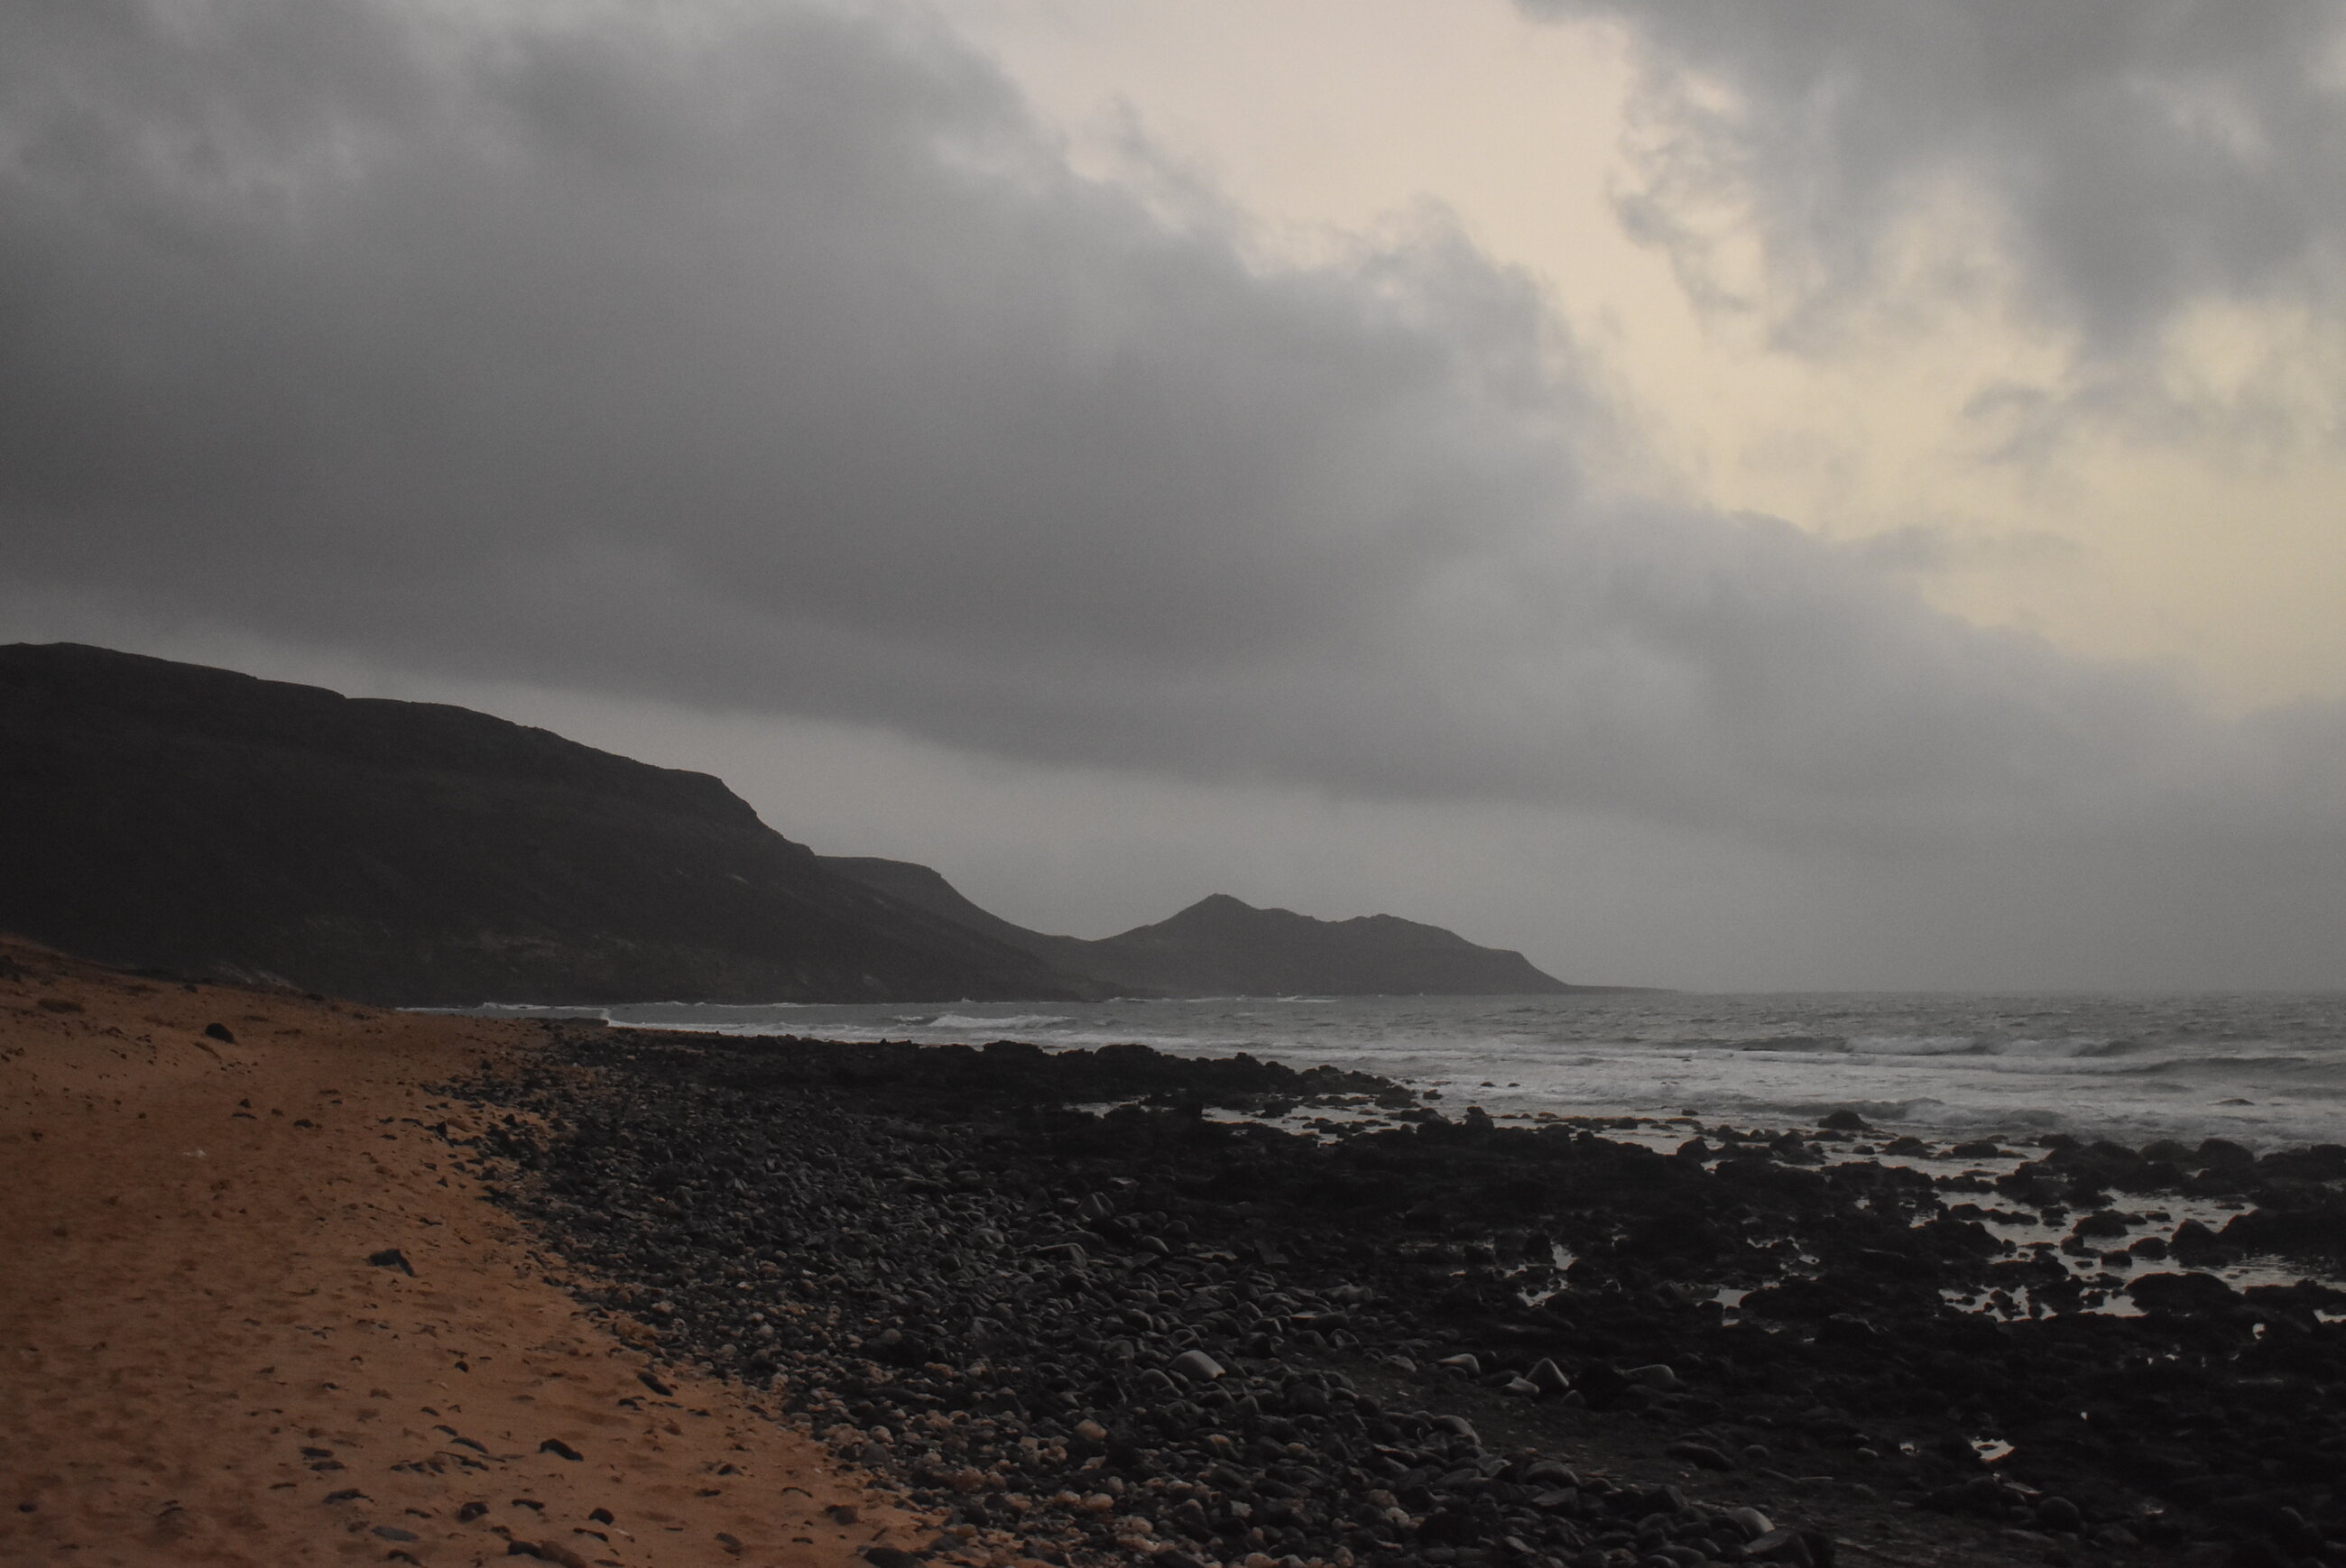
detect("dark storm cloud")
(3, 0), (2341, 875)
(1519, 0), (2346, 353)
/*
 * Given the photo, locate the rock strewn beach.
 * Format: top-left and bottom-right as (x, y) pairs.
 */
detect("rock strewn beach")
(453, 1028), (2346, 1568)
(11, 936), (2344, 1568)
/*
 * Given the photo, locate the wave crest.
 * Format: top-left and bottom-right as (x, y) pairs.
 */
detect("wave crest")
(926, 1012), (1073, 1032)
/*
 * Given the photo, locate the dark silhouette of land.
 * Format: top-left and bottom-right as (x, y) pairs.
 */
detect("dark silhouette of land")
(0, 643), (1085, 1005)
(820, 860), (1594, 996)
(2, 642), (1604, 1003)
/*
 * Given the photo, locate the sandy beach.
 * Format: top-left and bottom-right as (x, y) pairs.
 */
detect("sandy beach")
(12, 932), (2345, 1568)
(0, 936), (927, 1567)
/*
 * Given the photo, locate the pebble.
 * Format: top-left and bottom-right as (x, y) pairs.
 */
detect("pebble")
(1663, 1441), (1732, 1471)
(444, 1027), (2346, 1568)
(1168, 1350), (1224, 1381)
(1527, 1356), (1571, 1397)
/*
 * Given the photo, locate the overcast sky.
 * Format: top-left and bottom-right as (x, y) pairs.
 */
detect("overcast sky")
(5, 0), (2343, 990)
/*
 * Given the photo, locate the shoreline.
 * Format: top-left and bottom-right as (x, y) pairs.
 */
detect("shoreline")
(13, 938), (2342, 1568)
(447, 993), (2346, 1157)
(0, 940), (930, 1568)
(452, 1025), (2346, 1568)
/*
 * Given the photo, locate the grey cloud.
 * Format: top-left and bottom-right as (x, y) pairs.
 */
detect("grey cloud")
(3, 0), (2342, 898)
(1845, 524), (2083, 574)
(1519, 0), (2346, 356)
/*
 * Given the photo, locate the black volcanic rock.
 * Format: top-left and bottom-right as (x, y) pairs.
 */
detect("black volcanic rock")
(0, 643), (1095, 1006)
(821, 858), (1593, 996)
(462, 1029), (2346, 1568)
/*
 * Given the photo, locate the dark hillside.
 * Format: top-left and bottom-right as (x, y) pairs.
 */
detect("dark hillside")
(817, 855), (1086, 962)
(1080, 892), (1582, 996)
(820, 859), (1591, 997)
(0, 643), (1090, 1005)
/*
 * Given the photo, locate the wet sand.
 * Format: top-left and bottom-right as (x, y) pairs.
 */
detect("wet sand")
(0, 937), (928, 1567)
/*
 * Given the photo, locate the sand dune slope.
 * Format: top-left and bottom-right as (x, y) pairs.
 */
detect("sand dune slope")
(0, 937), (926, 1568)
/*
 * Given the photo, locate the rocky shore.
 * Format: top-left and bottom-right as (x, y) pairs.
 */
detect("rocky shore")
(452, 1028), (2346, 1568)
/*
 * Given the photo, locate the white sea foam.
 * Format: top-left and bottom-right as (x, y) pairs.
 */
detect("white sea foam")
(1848, 1034), (1976, 1056)
(925, 1012), (1073, 1032)
(466, 991), (2346, 1149)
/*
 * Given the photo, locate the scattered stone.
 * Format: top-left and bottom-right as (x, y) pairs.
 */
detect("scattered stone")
(365, 1247), (414, 1276)
(439, 1025), (2346, 1568)
(1664, 1440), (1734, 1471)
(1431, 1415), (1479, 1444)
(2195, 1138), (2256, 1172)
(2127, 1270), (2238, 1316)
(2036, 1496), (2083, 1532)
(1748, 1526), (1824, 1563)
(537, 1438), (584, 1462)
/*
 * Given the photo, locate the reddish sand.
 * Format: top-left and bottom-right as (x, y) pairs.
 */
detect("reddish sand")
(0, 937), (930, 1568)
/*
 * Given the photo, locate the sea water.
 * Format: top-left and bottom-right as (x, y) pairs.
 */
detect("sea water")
(473, 991), (2346, 1152)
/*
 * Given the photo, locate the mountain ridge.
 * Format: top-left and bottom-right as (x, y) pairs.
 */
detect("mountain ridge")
(0, 643), (1094, 1005)
(818, 860), (1601, 997)
(4, 642), (1609, 1003)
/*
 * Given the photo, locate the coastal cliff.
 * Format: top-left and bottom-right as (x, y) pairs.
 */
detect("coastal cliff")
(2, 641), (1592, 1004)
(0, 643), (1089, 1005)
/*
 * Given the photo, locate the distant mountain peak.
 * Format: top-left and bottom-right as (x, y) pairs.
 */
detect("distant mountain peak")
(821, 864), (1598, 998)
(8, 642), (1609, 1006)
(1160, 892), (1294, 926)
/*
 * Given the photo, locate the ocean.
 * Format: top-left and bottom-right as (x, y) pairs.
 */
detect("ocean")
(471, 991), (2346, 1152)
